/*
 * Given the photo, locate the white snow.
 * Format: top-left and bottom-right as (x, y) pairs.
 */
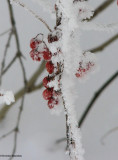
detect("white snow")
(0, 90), (15, 105)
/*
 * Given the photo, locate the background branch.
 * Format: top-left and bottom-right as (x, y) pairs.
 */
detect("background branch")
(101, 126), (118, 145)
(0, 28), (11, 37)
(78, 71), (118, 127)
(0, 30), (13, 84)
(92, 0), (115, 20)
(12, 0), (52, 32)
(90, 34), (118, 53)
(9, 96), (25, 160)
(0, 61), (45, 121)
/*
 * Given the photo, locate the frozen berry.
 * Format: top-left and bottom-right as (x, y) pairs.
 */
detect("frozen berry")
(46, 61), (54, 74)
(43, 76), (51, 88)
(43, 49), (52, 61)
(75, 73), (81, 78)
(30, 38), (39, 49)
(48, 98), (58, 109)
(30, 50), (41, 61)
(43, 88), (53, 100)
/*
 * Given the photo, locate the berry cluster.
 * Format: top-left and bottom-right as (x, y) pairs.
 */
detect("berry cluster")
(42, 76), (60, 109)
(30, 33), (95, 109)
(30, 34), (52, 62)
(76, 53), (95, 78)
(30, 31), (61, 109)
(76, 61), (94, 78)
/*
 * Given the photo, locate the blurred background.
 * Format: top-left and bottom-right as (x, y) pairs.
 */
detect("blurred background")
(0, 0), (118, 159)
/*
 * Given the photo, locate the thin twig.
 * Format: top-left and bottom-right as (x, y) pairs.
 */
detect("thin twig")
(0, 128), (14, 140)
(11, 0), (52, 32)
(9, 96), (25, 160)
(18, 55), (27, 85)
(0, 30), (13, 85)
(101, 126), (118, 145)
(7, 0), (27, 85)
(90, 34), (118, 53)
(0, 61), (45, 121)
(92, 0), (115, 20)
(0, 96), (25, 160)
(78, 71), (118, 127)
(2, 55), (17, 75)
(6, 1), (28, 159)
(0, 28), (12, 37)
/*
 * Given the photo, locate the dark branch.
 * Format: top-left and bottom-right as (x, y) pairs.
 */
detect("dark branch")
(12, 0), (52, 32)
(92, 0), (115, 20)
(78, 71), (118, 127)
(2, 55), (17, 75)
(0, 28), (11, 37)
(0, 128), (14, 140)
(9, 96), (25, 160)
(90, 34), (118, 53)
(0, 30), (13, 84)
(7, 0), (27, 85)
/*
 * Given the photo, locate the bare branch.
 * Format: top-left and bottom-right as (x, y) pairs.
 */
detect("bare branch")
(2, 55), (17, 75)
(78, 71), (118, 127)
(92, 0), (115, 20)
(0, 28), (12, 37)
(0, 61), (45, 121)
(9, 96), (25, 160)
(7, 0), (27, 86)
(0, 128), (14, 140)
(101, 126), (118, 145)
(11, 0), (52, 32)
(90, 34), (118, 53)
(0, 30), (13, 85)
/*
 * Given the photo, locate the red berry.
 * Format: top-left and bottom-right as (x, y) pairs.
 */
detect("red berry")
(76, 61), (95, 78)
(43, 49), (52, 61)
(43, 76), (50, 88)
(48, 98), (58, 109)
(46, 61), (54, 74)
(82, 68), (86, 72)
(30, 38), (39, 49)
(75, 73), (81, 78)
(30, 50), (41, 61)
(43, 88), (53, 100)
